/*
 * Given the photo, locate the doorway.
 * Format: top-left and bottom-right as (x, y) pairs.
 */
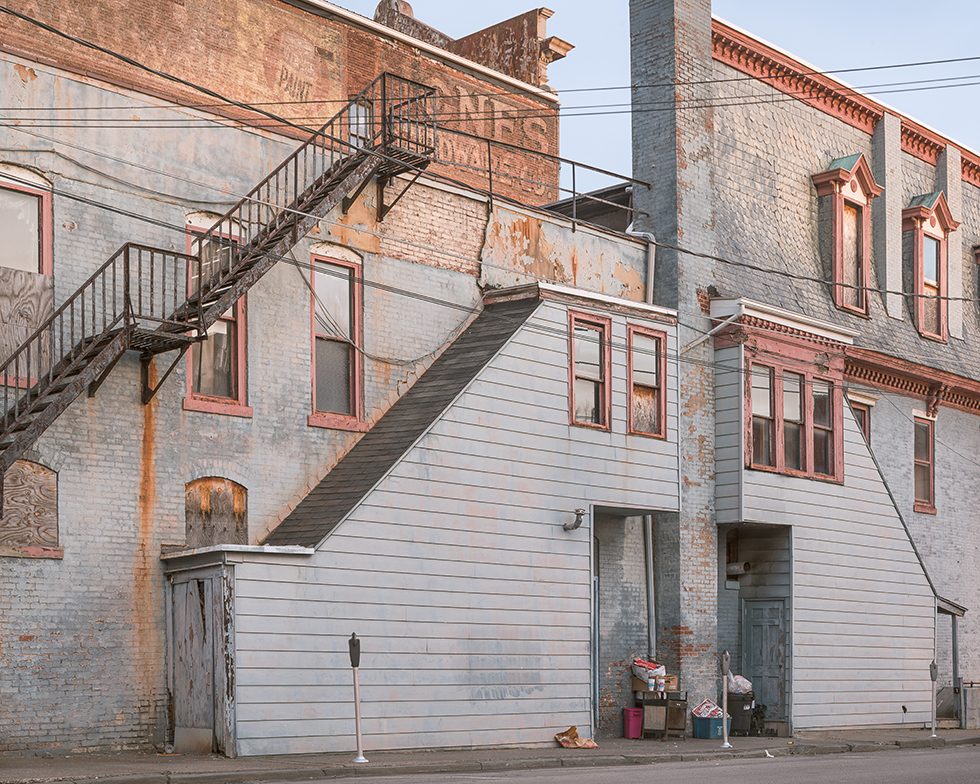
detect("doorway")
(168, 569), (233, 754)
(742, 598), (786, 722)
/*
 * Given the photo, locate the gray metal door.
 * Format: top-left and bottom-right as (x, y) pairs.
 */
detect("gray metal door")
(742, 599), (786, 721)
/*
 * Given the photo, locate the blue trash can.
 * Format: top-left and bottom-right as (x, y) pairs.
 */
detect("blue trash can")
(692, 716), (731, 739)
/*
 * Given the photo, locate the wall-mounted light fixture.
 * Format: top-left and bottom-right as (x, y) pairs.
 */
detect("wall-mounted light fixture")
(563, 508), (586, 532)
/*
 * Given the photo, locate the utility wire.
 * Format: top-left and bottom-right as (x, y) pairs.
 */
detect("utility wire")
(9, 73), (980, 127)
(11, 69), (980, 123)
(5, 47), (980, 109)
(1, 157), (967, 310)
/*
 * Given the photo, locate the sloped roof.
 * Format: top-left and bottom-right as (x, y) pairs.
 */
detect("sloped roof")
(265, 296), (540, 547)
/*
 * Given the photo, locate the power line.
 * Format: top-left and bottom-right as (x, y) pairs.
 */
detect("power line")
(5, 46), (980, 111)
(11, 69), (980, 123)
(9, 73), (980, 128)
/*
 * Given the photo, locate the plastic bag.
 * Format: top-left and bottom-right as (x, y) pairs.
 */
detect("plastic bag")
(729, 674), (752, 694)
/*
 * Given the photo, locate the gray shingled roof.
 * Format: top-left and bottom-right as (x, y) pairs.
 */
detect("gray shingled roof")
(265, 296), (540, 547)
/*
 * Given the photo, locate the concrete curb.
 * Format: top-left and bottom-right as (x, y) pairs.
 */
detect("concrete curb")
(14, 736), (980, 784)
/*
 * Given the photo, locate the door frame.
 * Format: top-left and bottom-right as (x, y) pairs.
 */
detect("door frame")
(165, 561), (237, 757)
(740, 597), (787, 724)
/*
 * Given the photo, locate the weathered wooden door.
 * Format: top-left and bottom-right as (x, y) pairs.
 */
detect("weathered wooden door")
(742, 599), (786, 721)
(170, 571), (231, 754)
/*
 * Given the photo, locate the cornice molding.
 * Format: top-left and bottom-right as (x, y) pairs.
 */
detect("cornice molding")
(845, 347), (980, 415)
(711, 21), (882, 135)
(711, 19), (980, 187)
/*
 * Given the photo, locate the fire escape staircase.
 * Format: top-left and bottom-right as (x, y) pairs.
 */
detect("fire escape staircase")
(0, 73), (436, 505)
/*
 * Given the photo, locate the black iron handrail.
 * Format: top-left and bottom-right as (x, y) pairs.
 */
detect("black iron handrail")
(191, 73), (436, 302)
(0, 244), (200, 422)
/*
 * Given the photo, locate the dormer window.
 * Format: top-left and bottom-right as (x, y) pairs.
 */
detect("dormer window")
(902, 192), (959, 342)
(812, 154), (882, 316)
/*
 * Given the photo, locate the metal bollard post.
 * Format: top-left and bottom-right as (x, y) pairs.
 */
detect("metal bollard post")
(930, 660), (938, 739)
(721, 650), (733, 750)
(350, 633), (368, 763)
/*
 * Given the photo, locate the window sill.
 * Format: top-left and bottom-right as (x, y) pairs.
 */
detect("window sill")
(183, 396), (253, 418)
(917, 330), (948, 344)
(0, 545), (63, 559)
(570, 419), (612, 433)
(628, 427), (668, 441)
(913, 501), (937, 515)
(308, 412), (369, 432)
(747, 462), (844, 485)
(836, 303), (870, 319)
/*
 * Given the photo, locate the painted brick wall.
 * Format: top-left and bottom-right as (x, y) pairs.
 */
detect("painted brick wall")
(0, 52), (644, 753)
(0, 0), (559, 203)
(630, 0), (719, 706)
(868, 393), (980, 688)
(595, 514), (648, 737)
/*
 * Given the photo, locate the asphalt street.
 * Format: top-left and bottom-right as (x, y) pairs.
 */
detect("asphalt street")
(293, 746), (980, 784)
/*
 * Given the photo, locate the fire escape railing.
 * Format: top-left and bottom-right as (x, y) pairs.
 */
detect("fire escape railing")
(0, 73), (437, 502)
(187, 72), (437, 325)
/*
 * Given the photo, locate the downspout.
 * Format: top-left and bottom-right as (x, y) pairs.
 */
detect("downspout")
(629, 230), (658, 656)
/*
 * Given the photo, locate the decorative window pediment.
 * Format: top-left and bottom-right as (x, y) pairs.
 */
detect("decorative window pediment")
(812, 154), (882, 315)
(902, 191), (959, 342)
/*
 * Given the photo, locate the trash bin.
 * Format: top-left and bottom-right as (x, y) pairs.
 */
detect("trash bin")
(692, 716), (731, 739)
(623, 707), (643, 739)
(727, 691), (754, 735)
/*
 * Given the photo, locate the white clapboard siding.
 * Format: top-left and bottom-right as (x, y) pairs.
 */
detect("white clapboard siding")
(715, 345), (744, 523)
(232, 300), (680, 755)
(741, 397), (935, 730)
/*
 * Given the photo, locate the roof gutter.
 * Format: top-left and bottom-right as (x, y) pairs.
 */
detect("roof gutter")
(291, 0), (560, 104)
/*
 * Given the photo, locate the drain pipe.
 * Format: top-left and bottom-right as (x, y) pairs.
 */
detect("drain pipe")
(629, 229), (658, 657)
(627, 230), (657, 307)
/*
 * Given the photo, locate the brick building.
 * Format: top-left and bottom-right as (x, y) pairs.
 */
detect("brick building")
(0, 0), (682, 756)
(630, 0), (979, 733)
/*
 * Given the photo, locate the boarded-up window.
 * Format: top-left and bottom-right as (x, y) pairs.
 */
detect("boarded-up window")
(185, 477), (247, 549)
(0, 184), (41, 273)
(0, 460), (58, 551)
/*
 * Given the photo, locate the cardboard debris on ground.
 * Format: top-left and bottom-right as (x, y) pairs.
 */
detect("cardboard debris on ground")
(554, 726), (599, 749)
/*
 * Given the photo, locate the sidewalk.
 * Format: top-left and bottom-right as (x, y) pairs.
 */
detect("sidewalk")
(2, 729), (979, 784)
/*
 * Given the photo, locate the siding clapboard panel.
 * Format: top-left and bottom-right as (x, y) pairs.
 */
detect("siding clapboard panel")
(715, 345), (743, 522)
(739, 390), (934, 730)
(234, 300), (680, 755)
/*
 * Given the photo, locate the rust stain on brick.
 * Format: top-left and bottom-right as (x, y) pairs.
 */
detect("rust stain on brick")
(13, 63), (37, 83)
(133, 359), (158, 689)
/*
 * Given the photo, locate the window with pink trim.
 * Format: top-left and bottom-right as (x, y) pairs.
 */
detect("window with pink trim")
(903, 192), (959, 342)
(569, 312), (612, 430)
(812, 155), (881, 316)
(0, 177), (53, 276)
(183, 227), (251, 417)
(913, 417), (936, 514)
(309, 256), (363, 430)
(746, 361), (842, 482)
(627, 324), (667, 439)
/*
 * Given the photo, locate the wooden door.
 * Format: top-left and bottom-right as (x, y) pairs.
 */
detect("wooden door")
(171, 574), (224, 753)
(742, 599), (786, 721)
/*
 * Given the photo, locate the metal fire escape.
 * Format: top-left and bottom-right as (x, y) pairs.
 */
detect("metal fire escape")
(0, 74), (436, 503)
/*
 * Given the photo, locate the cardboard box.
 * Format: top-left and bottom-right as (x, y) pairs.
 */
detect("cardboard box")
(631, 674), (678, 693)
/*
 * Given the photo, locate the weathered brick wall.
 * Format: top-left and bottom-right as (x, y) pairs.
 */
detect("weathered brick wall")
(0, 47), (641, 753)
(632, 0), (980, 724)
(0, 0), (559, 202)
(630, 0), (719, 708)
(595, 514), (649, 737)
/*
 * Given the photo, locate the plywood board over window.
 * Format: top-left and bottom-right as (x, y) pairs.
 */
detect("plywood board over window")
(185, 477), (248, 549)
(0, 460), (59, 558)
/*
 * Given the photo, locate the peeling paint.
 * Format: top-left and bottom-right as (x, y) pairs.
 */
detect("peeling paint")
(13, 63), (36, 83)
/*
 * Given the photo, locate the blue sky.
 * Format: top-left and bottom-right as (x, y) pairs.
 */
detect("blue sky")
(340, 1), (980, 190)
